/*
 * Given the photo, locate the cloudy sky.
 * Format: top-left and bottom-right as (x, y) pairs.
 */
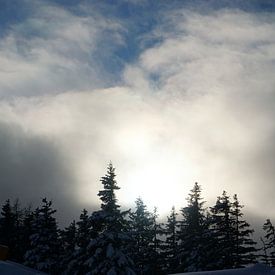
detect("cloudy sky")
(1, 0), (275, 225)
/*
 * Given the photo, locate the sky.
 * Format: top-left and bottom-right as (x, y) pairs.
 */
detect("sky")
(0, 0), (275, 226)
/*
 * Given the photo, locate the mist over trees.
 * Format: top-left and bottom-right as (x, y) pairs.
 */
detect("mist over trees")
(0, 163), (274, 274)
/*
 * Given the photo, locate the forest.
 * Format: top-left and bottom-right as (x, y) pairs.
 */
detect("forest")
(0, 163), (274, 275)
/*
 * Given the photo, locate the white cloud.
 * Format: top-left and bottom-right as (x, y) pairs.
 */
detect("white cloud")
(0, 1), (124, 97)
(1, 6), (275, 219)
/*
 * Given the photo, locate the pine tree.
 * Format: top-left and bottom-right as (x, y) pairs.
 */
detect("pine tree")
(210, 191), (235, 269)
(260, 237), (270, 265)
(164, 206), (179, 274)
(128, 197), (156, 274)
(178, 182), (208, 272)
(231, 194), (257, 267)
(60, 220), (77, 273)
(10, 199), (27, 262)
(263, 219), (275, 266)
(77, 209), (91, 248)
(24, 198), (61, 274)
(0, 199), (33, 263)
(21, 206), (34, 263)
(0, 199), (16, 259)
(66, 209), (92, 274)
(84, 163), (135, 274)
(149, 207), (165, 274)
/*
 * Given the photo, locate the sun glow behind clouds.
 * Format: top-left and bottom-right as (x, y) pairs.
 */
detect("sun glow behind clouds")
(116, 128), (195, 214)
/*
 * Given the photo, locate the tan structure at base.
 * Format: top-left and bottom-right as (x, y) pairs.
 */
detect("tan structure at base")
(0, 245), (9, 261)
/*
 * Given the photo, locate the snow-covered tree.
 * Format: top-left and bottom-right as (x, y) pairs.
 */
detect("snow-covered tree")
(150, 207), (165, 274)
(164, 206), (179, 274)
(0, 199), (18, 259)
(66, 209), (93, 274)
(263, 219), (275, 266)
(231, 194), (257, 267)
(178, 182), (209, 272)
(260, 237), (270, 265)
(60, 220), (77, 273)
(128, 197), (157, 274)
(24, 198), (60, 274)
(210, 191), (235, 269)
(209, 192), (257, 269)
(84, 163), (135, 274)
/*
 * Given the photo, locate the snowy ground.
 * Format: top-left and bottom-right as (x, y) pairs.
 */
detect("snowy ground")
(172, 264), (275, 275)
(0, 261), (44, 274)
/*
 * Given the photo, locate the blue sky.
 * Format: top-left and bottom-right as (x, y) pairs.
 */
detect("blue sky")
(1, 0), (275, 90)
(0, 0), (275, 225)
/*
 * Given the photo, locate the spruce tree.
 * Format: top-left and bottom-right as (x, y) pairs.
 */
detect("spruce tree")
(260, 237), (270, 265)
(178, 182), (208, 272)
(263, 219), (275, 266)
(210, 191), (235, 269)
(21, 206), (34, 263)
(24, 198), (61, 274)
(129, 197), (155, 274)
(60, 220), (77, 273)
(164, 206), (179, 274)
(66, 209), (92, 274)
(150, 207), (165, 274)
(84, 163), (135, 274)
(210, 192), (257, 269)
(231, 194), (257, 267)
(0, 199), (16, 259)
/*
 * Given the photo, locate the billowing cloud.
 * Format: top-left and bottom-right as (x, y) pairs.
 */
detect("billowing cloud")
(0, 2), (275, 227)
(0, 0), (124, 97)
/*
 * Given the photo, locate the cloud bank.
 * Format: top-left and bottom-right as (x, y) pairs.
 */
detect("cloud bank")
(0, 1), (275, 224)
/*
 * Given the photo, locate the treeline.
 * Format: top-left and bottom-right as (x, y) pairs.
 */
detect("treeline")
(0, 163), (275, 274)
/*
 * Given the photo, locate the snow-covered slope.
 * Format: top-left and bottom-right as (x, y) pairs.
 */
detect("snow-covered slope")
(0, 261), (45, 274)
(172, 264), (275, 275)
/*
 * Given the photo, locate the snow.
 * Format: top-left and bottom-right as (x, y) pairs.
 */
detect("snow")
(171, 264), (275, 275)
(0, 260), (45, 274)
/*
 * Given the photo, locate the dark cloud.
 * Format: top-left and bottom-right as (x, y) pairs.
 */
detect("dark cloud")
(0, 121), (86, 225)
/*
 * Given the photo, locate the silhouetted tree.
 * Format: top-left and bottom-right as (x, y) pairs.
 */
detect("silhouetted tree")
(178, 182), (209, 272)
(129, 197), (156, 274)
(0, 200), (17, 259)
(260, 237), (270, 265)
(149, 207), (165, 274)
(231, 194), (257, 267)
(164, 206), (179, 273)
(24, 198), (60, 274)
(84, 163), (135, 274)
(263, 219), (275, 266)
(66, 209), (92, 274)
(60, 220), (77, 272)
(210, 191), (234, 269)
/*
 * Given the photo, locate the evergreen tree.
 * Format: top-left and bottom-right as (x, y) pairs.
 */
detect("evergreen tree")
(24, 198), (61, 274)
(210, 192), (257, 269)
(178, 182), (209, 272)
(0, 199), (16, 259)
(260, 237), (270, 265)
(84, 163), (135, 274)
(149, 207), (165, 274)
(66, 209), (92, 274)
(60, 220), (77, 273)
(10, 199), (28, 262)
(263, 219), (275, 266)
(164, 206), (179, 274)
(129, 197), (156, 274)
(210, 191), (235, 269)
(21, 206), (34, 263)
(77, 209), (91, 248)
(231, 194), (257, 267)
